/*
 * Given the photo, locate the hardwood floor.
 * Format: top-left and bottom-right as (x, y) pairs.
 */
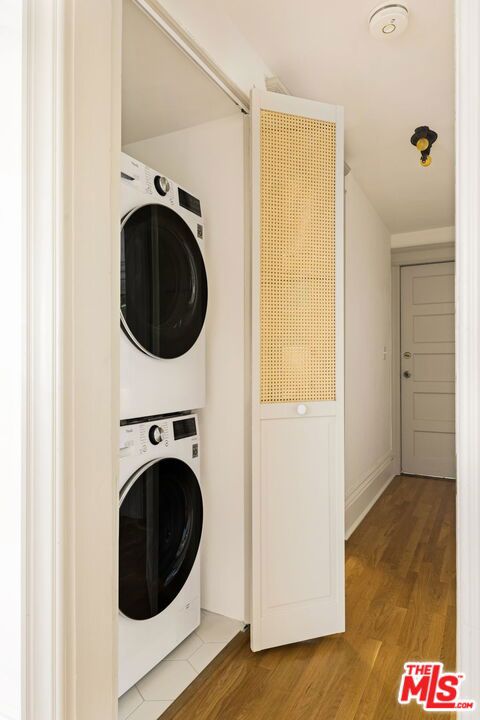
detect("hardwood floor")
(162, 475), (456, 720)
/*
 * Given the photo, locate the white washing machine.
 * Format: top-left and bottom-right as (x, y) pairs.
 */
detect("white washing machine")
(120, 152), (207, 420)
(118, 413), (202, 696)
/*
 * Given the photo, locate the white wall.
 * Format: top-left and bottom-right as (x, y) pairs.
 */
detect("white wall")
(345, 174), (395, 537)
(156, 0), (272, 96)
(0, 2), (23, 718)
(124, 112), (248, 622)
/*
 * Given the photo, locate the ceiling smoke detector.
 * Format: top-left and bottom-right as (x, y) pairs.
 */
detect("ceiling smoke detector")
(369, 3), (409, 38)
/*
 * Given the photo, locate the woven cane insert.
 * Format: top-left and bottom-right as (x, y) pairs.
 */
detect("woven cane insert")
(260, 109), (336, 403)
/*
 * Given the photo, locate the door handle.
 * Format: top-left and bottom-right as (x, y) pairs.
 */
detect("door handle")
(403, 371), (411, 378)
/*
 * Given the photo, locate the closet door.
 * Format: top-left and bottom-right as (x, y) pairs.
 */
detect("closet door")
(251, 89), (345, 651)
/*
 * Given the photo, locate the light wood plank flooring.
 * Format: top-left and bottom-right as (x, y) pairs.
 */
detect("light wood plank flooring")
(162, 475), (456, 720)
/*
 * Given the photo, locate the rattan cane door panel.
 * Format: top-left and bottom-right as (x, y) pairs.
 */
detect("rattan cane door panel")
(260, 109), (336, 404)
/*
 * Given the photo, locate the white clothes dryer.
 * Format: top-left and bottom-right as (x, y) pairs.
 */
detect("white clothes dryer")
(118, 413), (202, 695)
(120, 152), (207, 420)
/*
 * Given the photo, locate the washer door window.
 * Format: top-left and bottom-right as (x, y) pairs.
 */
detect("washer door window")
(121, 204), (208, 359)
(119, 458), (203, 621)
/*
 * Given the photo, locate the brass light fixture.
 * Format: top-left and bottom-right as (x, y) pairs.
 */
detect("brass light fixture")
(410, 126), (438, 167)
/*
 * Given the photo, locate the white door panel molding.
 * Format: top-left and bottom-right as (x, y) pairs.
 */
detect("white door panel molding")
(401, 262), (456, 478)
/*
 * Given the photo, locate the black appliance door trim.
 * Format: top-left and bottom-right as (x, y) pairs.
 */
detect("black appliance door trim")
(120, 202), (208, 360)
(118, 456), (203, 621)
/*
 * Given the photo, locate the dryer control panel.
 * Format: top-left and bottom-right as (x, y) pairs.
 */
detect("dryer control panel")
(120, 152), (202, 219)
(120, 152), (175, 205)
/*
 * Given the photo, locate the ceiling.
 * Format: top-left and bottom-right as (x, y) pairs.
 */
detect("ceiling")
(218, 0), (455, 233)
(122, 0), (239, 146)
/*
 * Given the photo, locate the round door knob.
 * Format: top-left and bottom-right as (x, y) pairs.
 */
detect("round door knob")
(154, 175), (170, 196)
(403, 371), (412, 379)
(297, 404), (307, 416)
(149, 425), (163, 445)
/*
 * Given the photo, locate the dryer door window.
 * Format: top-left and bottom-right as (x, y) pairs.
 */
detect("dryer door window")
(121, 204), (208, 359)
(119, 458), (203, 621)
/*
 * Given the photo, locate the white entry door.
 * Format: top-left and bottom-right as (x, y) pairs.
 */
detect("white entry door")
(401, 262), (456, 478)
(250, 89), (345, 651)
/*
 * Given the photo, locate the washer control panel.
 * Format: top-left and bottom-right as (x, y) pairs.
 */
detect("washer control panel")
(119, 414), (198, 459)
(149, 424), (164, 445)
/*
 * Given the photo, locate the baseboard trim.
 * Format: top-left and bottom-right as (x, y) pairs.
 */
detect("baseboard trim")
(345, 454), (396, 540)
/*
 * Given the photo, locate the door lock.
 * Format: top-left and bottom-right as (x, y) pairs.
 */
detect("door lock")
(403, 351), (412, 359)
(403, 370), (412, 378)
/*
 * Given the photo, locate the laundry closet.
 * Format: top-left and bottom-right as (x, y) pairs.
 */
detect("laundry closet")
(119, 0), (250, 703)
(119, 0), (344, 714)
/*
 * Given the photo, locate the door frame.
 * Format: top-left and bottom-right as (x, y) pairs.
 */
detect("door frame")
(391, 245), (455, 476)
(24, 0), (121, 717)
(455, 0), (480, 703)
(24, 0), (480, 716)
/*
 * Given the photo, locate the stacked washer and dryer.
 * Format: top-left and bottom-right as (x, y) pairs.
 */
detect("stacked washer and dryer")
(119, 152), (208, 695)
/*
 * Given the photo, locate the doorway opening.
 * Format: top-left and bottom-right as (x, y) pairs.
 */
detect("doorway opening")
(118, 0), (456, 718)
(392, 244), (456, 482)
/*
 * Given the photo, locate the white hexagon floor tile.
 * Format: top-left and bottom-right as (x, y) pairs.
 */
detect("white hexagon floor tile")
(127, 700), (172, 720)
(137, 660), (197, 701)
(189, 642), (226, 673)
(118, 685), (143, 720)
(119, 611), (244, 718)
(196, 610), (243, 644)
(166, 631), (202, 661)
